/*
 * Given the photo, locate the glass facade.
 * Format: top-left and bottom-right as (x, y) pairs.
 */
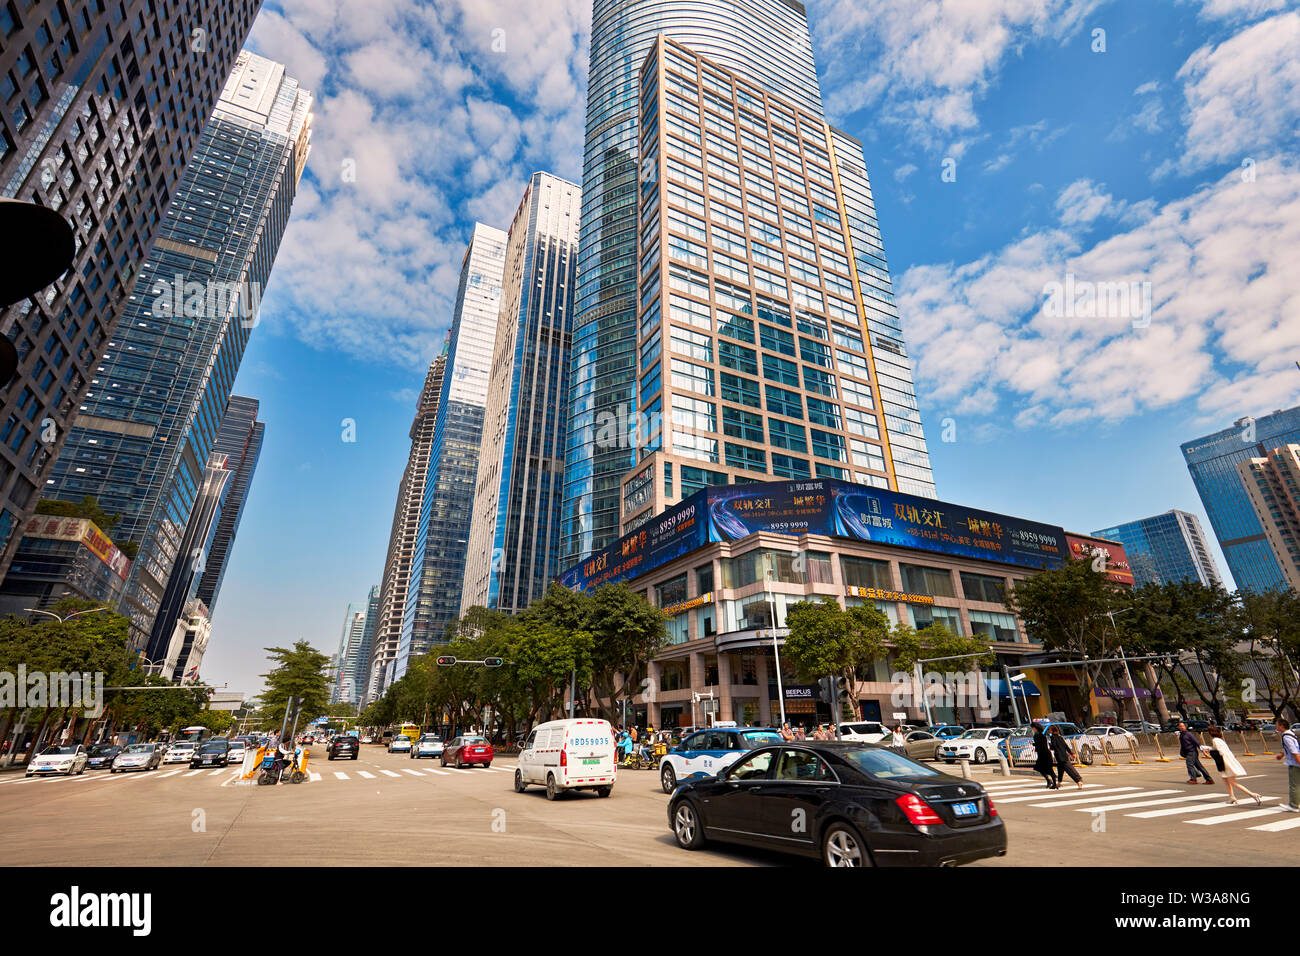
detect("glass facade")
(40, 52), (310, 653)
(462, 173), (580, 614)
(0, 1), (265, 581)
(1181, 405), (1300, 591)
(1092, 509), (1222, 588)
(562, 0), (829, 565)
(194, 395), (264, 612)
(397, 224), (507, 683)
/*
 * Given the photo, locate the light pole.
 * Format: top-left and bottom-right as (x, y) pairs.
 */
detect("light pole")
(766, 568), (787, 727)
(1010, 672), (1031, 726)
(1104, 606), (1147, 726)
(25, 605), (108, 623)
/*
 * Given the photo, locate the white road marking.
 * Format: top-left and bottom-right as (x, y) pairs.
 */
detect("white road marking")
(1028, 789), (1178, 808)
(334, 772), (348, 780)
(1127, 801), (1244, 818)
(1070, 793), (1221, 812)
(309, 772), (321, 782)
(357, 771), (376, 779)
(1187, 806), (1285, 826)
(183, 770), (203, 777)
(423, 768), (448, 776)
(209, 768), (226, 776)
(402, 769), (424, 776)
(1246, 816), (1300, 832)
(990, 785), (1118, 804)
(159, 769), (184, 778)
(379, 770), (401, 777)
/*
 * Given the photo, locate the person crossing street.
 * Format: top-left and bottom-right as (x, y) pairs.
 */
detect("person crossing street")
(1178, 722), (1215, 785)
(1048, 725), (1082, 790)
(1032, 724), (1057, 789)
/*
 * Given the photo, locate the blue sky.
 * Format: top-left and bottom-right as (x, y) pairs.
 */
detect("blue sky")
(201, 0), (1300, 698)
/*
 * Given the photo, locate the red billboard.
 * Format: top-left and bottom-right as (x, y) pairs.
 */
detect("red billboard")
(1065, 533), (1134, 586)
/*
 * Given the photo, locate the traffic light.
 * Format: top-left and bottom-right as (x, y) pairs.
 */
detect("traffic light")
(818, 677), (836, 704)
(436, 656), (457, 666)
(483, 657), (504, 668)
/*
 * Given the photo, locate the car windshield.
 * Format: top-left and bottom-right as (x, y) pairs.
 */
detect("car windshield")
(395, 735), (409, 742)
(959, 730), (984, 739)
(42, 746), (78, 755)
(199, 744), (226, 753)
(171, 742), (194, 749)
(125, 744), (152, 753)
(842, 748), (941, 780)
(89, 746), (117, 755)
(464, 737), (488, 745)
(419, 736), (440, 743)
(741, 731), (783, 746)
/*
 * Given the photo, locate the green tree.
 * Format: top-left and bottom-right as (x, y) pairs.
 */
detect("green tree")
(34, 495), (121, 532)
(582, 583), (668, 723)
(258, 641), (332, 733)
(784, 599), (891, 720)
(1234, 588), (1300, 719)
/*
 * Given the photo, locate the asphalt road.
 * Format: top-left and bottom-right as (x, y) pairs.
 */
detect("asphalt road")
(0, 745), (1293, 866)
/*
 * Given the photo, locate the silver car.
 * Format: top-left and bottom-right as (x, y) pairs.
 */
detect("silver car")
(112, 743), (162, 772)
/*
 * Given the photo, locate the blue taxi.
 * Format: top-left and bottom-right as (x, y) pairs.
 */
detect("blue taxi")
(659, 726), (784, 793)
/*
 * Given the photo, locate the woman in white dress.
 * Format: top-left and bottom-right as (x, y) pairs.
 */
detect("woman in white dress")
(1207, 726), (1261, 805)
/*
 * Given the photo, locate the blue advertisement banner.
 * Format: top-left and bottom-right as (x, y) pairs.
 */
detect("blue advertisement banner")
(560, 478), (1067, 591)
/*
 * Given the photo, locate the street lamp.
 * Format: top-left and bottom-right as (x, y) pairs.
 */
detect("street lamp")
(1009, 672), (1031, 726)
(1104, 606), (1148, 726)
(24, 605), (108, 623)
(765, 568), (787, 727)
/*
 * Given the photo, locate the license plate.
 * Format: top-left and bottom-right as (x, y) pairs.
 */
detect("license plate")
(582, 758), (600, 765)
(953, 801), (979, 817)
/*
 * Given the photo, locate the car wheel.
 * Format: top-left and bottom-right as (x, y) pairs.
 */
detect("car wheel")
(672, 801), (705, 850)
(514, 769), (527, 793)
(328, 754), (334, 760)
(660, 763), (677, 794)
(482, 762), (490, 769)
(974, 748), (988, 765)
(596, 786), (612, 798)
(823, 822), (871, 868)
(934, 746), (943, 760)
(440, 756), (447, 767)
(351, 754), (357, 760)
(1080, 746), (1093, 766)
(545, 774), (559, 801)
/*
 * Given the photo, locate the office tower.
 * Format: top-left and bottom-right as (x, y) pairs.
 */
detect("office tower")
(1182, 406), (1300, 592)
(396, 224), (507, 683)
(41, 52), (311, 653)
(1092, 510), (1222, 588)
(332, 603), (369, 705)
(0, 513), (131, 617)
(462, 172), (579, 614)
(194, 395), (264, 611)
(367, 352), (445, 703)
(0, 1), (264, 578)
(1238, 445), (1300, 591)
(561, 0), (934, 562)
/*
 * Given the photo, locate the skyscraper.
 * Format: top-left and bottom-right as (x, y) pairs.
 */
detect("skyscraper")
(1237, 444), (1300, 591)
(1182, 406), (1300, 592)
(0, 1), (265, 578)
(368, 352), (446, 702)
(194, 395), (264, 611)
(561, 0), (933, 563)
(1092, 510), (1222, 588)
(462, 172), (580, 614)
(396, 223), (507, 682)
(332, 602), (369, 705)
(40, 52), (311, 653)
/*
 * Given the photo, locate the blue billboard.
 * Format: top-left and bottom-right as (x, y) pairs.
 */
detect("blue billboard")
(560, 478), (1067, 591)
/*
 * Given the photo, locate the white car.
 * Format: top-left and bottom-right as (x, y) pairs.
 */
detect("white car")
(1085, 725), (1137, 752)
(388, 735), (412, 753)
(227, 741), (248, 764)
(657, 726), (786, 793)
(938, 728), (1014, 764)
(515, 718), (616, 800)
(411, 735), (444, 759)
(164, 742), (196, 764)
(836, 721), (890, 744)
(26, 744), (89, 776)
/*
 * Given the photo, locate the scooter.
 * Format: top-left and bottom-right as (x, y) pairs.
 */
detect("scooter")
(257, 748), (307, 785)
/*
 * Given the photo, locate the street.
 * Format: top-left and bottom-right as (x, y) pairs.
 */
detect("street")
(0, 743), (1294, 866)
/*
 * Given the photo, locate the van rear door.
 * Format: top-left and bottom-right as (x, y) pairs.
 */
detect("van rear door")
(565, 721), (615, 780)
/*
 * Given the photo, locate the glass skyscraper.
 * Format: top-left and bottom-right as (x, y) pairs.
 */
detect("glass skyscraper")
(1182, 405), (1300, 592)
(194, 395), (264, 611)
(396, 223), (507, 683)
(0, 0), (265, 580)
(561, 0), (933, 563)
(1092, 510), (1222, 589)
(40, 51), (310, 653)
(462, 172), (580, 614)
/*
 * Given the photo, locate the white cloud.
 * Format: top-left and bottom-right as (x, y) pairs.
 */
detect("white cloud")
(1187, 0), (1290, 21)
(899, 159), (1300, 427)
(894, 163), (918, 182)
(1055, 179), (1157, 228)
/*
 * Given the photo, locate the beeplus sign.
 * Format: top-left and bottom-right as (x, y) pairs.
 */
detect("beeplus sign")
(49, 886), (151, 936)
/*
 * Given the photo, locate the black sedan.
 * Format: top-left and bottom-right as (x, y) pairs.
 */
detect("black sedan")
(327, 736), (359, 760)
(85, 745), (122, 770)
(666, 742), (1007, 867)
(190, 741), (231, 768)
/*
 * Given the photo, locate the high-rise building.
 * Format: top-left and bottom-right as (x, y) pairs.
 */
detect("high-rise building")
(367, 351), (446, 702)
(1238, 444), (1300, 591)
(0, 1), (265, 578)
(194, 395), (264, 611)
(1092, 510), (1222, 588)
(397, 224), (507, 682)
(1182, 406), (1300, 592)
(40, 52), (311, 653)
(331, 602), (369, 705)
(462, 172), (580, 614)
(561, 0), (933, 563)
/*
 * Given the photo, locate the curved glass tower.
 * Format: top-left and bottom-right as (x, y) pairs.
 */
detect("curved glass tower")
(561, 0), (826, 563)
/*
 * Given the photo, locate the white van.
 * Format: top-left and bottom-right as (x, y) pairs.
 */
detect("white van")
(514, 718), (616, 800)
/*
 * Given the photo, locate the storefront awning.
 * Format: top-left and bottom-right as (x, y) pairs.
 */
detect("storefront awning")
(985, 678), (1042, 698)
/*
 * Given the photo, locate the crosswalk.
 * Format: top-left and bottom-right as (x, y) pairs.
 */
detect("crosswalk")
(980, 777), (1300, 832)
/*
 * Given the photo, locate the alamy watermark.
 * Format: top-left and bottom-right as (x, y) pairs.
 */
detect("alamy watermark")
(151, 274), (264, 328)
(0, 667), (104, 717)
(890, 670), (997, 720)
(1041, 273), (1151, 328)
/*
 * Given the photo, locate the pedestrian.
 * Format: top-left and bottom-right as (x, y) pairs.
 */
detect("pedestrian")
(1276, 717), (1300, 812)
(1032, 724), (1057, 789)
(1048, 726), (1082, 790)
(780, 722), (793, 742)
(891, 725), (905, 748)
(1206, 726), (1261, 806)
(793, 725), (806, 741)
(1178, 721), (1215, 785)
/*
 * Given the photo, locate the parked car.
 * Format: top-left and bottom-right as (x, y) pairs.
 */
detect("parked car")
(921, 725), (965, 740)
(190, 740), (231, 768)
(85, 744), (122, 770)
(514, 718), (615, 799)
(387, 734), (412, 754)
(1122, 720), (1162, 734)
(890, 730), (947, 761)
(442, 735), (494, 768)
(658, 726), (785, 793)
(26, 744), (89, 777)
(836, 721), (890, 743)
(666, 741), (1006, 867)
(1084, 725), (1138, 752)
(410, 734), (444, 759)
(938, 728), (1013, 764)
(112, 743), (162, 772)
(328, 735), (360, 760)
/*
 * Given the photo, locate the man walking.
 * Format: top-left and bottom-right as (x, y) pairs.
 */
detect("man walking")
(1275, 717), (1300, 812)
(1049, 726), (1083, 790)
(1178, 721), (1214, 785)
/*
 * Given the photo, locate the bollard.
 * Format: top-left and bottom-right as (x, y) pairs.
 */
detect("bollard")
(1151, 733), (1171, 762)
(1239, 731), (1256, 757)
(958, 757), (971, 779)
(997, 753), (1011, 776)
(1098, 736), (1118, 766)
(1126, 735), (1144, 764)
(1257, 729), (1275, 755)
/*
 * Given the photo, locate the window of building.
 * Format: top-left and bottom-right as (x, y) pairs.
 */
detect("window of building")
(960, 572), (1007, 604)
(969, 610), (1018, 643)
(899, 564), (956, 598)
(840, 555), (892, 590)
(909, 604), (963, 634)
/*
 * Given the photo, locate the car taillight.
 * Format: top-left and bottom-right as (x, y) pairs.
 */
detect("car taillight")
(560, 748), (567, 767)
(987, 796), (997, 817)
(895, 793), (943, 826)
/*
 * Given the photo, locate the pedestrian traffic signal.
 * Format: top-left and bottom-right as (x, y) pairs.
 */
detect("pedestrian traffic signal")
(436, 656), (457, 666)
(483, 657), (504, 667)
